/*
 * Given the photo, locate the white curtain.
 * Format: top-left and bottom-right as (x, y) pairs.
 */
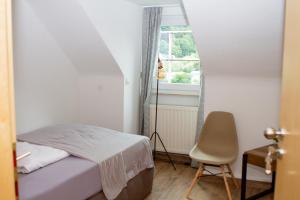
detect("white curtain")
(192, 72), (205, 167)
(195, 72), (205, 142)
(139, 7), (163, 136)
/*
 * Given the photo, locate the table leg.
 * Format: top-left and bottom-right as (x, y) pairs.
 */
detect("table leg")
(241, 153), (248, 200)
(271, 172), (276, 191)
(244, 161), (276, 200)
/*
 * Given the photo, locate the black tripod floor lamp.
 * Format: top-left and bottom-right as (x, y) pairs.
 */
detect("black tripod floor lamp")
(150, 58), (176, 170)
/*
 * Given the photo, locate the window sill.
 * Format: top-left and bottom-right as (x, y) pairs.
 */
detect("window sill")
(152, 82), (200, 96)
(152, 89), (199, 96)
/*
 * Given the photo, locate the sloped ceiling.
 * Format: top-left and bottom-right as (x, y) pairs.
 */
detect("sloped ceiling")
(79, 0), (143, 80)
(27, 0), (121, 75)
(182, 0), (284, 77)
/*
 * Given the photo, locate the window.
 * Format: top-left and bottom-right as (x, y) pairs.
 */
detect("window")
(158, 26), (200, 85)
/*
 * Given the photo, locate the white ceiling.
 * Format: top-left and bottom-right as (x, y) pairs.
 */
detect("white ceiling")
(28, 0), (121, 75)
(125, 0), (181, 6)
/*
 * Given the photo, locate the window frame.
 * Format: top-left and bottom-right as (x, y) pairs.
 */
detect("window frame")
(155, 27), (201, 92)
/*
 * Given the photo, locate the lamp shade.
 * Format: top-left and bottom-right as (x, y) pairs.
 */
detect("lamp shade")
(157, 58), (166, 80)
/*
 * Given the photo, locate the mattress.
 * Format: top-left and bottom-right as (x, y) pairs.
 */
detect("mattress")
(18, 132), (153, 200)
(18, 156), (101, 200)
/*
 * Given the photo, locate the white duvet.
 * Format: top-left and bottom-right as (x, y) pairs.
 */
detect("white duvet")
(17, 142), (70, 173)
(18, 124), (154, 200)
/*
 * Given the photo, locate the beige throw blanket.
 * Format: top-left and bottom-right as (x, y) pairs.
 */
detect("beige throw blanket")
(18, 124), (154, 200)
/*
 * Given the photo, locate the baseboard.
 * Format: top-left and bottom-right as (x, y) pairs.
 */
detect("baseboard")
(154, 151), (272, 183)
(154, 151), (191, 165)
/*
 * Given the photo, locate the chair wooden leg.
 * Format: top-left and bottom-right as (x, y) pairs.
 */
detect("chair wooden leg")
(186, 163), (204, 198)
(221, 165), (232, 200)
(226, 164), (239, 189)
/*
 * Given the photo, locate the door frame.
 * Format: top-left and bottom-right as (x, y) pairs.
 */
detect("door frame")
(0, 0), (17, 199)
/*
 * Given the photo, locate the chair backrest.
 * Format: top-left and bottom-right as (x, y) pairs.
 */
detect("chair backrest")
(198, 111), (238, 158)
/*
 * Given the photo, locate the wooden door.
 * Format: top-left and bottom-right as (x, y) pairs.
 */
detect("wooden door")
(0, 0), (17, 199)
(274, 1), (300, 199)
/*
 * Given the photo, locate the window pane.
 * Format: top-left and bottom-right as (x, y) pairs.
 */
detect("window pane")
(160, 60), (200, 84)
(158, 25), (201, 85)
(159, 32), (169, 59)
(171, 32), (199, 59)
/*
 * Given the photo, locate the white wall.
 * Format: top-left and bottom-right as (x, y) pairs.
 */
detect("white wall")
(80, 0), (143, 133)
(78, 75), (124, 131)
(182, 0), (284, 181)
(13, 1), (79, 134)
(24, 0), (143, 132)
(205, 76), (281, 181)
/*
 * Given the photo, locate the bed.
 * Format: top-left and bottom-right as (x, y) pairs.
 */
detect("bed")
(18, 124), (154, 200)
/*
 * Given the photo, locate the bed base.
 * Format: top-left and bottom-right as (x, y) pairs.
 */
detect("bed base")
(88, 168), (154, 200)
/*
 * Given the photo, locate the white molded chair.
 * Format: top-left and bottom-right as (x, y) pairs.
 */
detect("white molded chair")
(186, 111), (239, 200)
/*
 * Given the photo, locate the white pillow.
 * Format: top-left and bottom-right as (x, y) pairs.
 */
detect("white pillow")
(17, 142), (70, 173)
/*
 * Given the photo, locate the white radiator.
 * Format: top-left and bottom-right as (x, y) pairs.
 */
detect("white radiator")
(150, 104), (198, 154)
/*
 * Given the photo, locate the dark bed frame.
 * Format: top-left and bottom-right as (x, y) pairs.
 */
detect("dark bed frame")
(88, 168), (154, 200)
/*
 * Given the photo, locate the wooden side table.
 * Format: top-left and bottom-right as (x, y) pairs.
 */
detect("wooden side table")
(240, 145), (276, 200)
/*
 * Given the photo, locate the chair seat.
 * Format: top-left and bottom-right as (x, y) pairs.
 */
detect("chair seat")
(189, 145), (236, 165)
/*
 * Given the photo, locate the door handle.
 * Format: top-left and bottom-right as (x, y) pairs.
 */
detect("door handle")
(264, 128), (287, 141)
(264, 128), (287, 175)
(265, 145), (285, 174)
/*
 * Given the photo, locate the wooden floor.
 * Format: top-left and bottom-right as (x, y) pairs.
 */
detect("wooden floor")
(145, 161), (273, 200)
